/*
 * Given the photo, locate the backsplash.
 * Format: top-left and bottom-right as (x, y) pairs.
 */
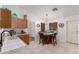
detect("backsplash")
(0, 28), (28, 36)
(13, 28), (28, 34)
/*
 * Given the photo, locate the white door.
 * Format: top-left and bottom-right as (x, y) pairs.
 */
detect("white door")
(67, 20), (78, 44)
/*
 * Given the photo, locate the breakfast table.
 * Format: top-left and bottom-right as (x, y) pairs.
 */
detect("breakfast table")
(39, 31), (57, 45)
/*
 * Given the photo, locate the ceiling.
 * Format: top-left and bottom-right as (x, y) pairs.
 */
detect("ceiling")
(7, 5), (79, 21)
(18, 5), (79, 16)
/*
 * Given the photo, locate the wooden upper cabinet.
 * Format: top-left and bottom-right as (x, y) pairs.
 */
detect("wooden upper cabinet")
(12, 18), (27, 28)
(22, 19), (27, 28)
(12, 18), (17, 28)
(0, 9), (27, 28)
(0, 9), (11, 28)
(17, 18), (27, 28)
(0, 21), (1, 27)
(17, 19), (22, 28)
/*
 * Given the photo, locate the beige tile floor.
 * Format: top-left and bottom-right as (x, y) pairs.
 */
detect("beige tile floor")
(3, 41), (79, 54)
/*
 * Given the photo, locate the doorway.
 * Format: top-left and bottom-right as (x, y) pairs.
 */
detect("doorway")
(67, 20), (78, 44)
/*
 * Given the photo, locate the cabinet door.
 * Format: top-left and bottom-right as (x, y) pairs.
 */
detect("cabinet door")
(17, 19), (27, 28)
(0, 20), (1, 28)
(18, 34), (29, 44)
(22, 19), (27, 28)
(17, 19), (23, 28)
(1, 9), (11, 28)
(12, 19), (17, 28)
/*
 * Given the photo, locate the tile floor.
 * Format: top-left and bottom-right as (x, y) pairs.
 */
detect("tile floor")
(3, 41), (79, 54)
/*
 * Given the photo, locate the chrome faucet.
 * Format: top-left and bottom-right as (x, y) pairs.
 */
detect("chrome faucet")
(0, 30), (11, 52)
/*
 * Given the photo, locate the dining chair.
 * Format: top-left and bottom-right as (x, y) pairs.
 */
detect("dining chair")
(39, 32), (44, 44)
(53, 33), (57, 45)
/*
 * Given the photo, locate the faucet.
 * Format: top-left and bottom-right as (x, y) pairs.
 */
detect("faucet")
(0, 30), (11, 52)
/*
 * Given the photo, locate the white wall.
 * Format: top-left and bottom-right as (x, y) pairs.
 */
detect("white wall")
(55, 18), (67, 42)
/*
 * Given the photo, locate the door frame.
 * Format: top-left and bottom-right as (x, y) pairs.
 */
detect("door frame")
(66, 20), (78, 44)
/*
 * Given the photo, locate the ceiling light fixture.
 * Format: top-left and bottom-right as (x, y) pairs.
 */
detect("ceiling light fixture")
(52, 8), (58, 11)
